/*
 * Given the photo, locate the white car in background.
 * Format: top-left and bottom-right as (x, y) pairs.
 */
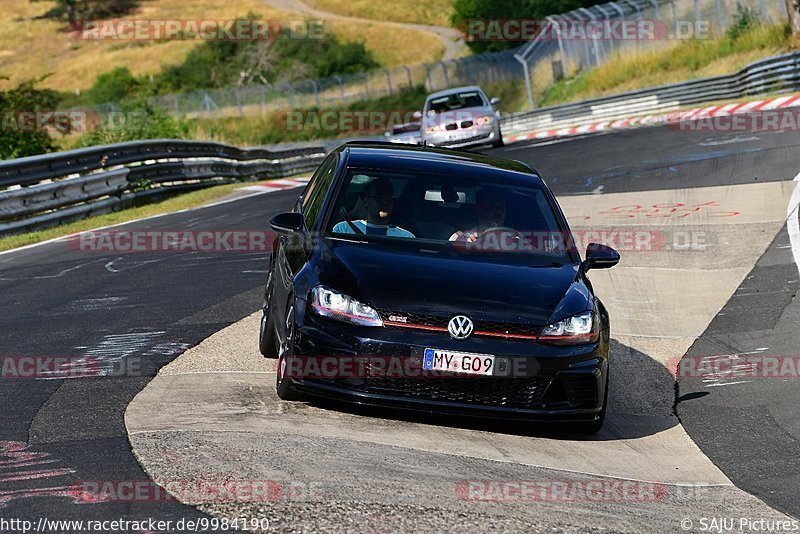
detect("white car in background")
(418, 86), (504, 148)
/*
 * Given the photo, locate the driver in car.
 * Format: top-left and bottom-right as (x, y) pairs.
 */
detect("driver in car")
(332, 177), (415, 238)
(449, 187), (514, 242)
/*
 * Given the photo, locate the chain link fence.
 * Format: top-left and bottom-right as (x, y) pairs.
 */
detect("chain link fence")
(85, 0), (788, 119)
(515, 0), (788, 109)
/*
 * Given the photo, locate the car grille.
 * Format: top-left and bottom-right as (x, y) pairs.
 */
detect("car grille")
(363, 376), (550, 408)
(377, 309), (541, 339)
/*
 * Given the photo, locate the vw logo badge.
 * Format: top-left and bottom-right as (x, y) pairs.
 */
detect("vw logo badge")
(448, 315), (474, 340)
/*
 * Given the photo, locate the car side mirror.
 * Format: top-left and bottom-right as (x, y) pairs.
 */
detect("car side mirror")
(270, 212), (306, 236)
(490, 96), (501, 106)
(412, 111), (422, 119)
(583, 243), (620, 271)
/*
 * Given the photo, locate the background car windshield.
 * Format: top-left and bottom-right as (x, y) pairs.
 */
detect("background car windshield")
(327, 170), (572, 260)
(427, 91), (486, 114)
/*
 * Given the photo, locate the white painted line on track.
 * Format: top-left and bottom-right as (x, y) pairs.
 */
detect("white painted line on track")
(787, 171), (800, 276)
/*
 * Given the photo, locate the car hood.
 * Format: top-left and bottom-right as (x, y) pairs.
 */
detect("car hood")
(315, 240), (591, 325)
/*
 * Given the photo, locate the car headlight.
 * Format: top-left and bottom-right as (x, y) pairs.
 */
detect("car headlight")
(310, 286), (383, 327)
(475, 115), (494, 126)
(538, 312), (598, 345)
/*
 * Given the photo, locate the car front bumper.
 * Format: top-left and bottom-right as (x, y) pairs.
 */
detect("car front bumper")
(286, 308), (609, 423)
(425, 128), (499, 149)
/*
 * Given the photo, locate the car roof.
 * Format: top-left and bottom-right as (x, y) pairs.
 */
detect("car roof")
(335, 142), (542, 184)
(424, 86), (487, 101)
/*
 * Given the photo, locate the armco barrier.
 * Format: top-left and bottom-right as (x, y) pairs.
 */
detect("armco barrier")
(0, 139), (328, 236)
(499, 51), (800, 136)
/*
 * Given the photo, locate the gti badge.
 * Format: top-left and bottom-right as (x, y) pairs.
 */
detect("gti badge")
(448, 315), (474, 340)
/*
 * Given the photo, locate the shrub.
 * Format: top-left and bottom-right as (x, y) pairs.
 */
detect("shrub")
(79, 100), (190, 146)
(0, 79), (62, 160)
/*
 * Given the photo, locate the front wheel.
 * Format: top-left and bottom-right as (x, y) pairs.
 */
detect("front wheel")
(492, 128), (504, 148)
(276, 303), (302, 401)
(259, 269), (278, 358)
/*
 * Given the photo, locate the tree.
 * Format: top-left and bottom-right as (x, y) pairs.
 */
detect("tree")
(787, 0), (800, 35)
(30, 0), (139, 27)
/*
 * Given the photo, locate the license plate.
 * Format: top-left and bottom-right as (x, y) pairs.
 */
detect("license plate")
(422, 348), (495, 376)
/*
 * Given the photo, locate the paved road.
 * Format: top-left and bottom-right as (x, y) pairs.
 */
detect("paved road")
(1, 125), (799, 529)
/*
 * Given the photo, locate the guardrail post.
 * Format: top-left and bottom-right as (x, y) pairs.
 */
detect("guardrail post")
(716, 0), (723, 33)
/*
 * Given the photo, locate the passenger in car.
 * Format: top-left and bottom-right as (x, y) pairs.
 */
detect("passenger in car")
(449, 187), (511, 242)
(332, 178), (415, 238)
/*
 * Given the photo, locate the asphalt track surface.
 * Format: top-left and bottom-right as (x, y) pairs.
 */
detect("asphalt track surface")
(1, 124), (799, 530)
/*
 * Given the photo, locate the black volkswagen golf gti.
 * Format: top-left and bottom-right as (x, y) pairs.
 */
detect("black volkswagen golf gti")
(260, 142), (619, 432)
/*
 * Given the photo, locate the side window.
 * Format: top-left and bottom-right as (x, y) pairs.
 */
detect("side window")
(301, 154), (334, 211)
(303, 154), (337, 229)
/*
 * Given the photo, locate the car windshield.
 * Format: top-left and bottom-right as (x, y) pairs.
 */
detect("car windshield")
(326, 169), (573, 261)
(427, 91), (486, 114)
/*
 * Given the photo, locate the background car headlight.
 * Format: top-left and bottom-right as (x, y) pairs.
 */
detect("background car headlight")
(475, 115), (494, 126)
(310, 286), (383, 327)
(538, 312), (598, 345)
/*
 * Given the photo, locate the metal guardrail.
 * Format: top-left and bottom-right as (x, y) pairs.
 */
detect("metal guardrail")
(0, 139), (328, 236)
(500, 51), (800, 134)
(2, 50), (798, 237)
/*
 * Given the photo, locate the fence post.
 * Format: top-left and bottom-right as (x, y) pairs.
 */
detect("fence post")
(759, 0), (766, 20)
(716, 0), (723, 33)
(309, 79), (320, 108)
(424, 64), (433, 90)
(596, 4), (616, 58)
(260, 86), (267, 114)
(334, 76), (346, 104)
(234, 88), (243, 118)
(668, 0), (678, 38)
(513, 54), (535, 111)
(363, 73), (370, 100)
(439, 61), (451, 87)
(578, 8), (602, 66)
(548, 16), (566, 73)
(403, 65), (413, 88)
(385, 68), (393, 95)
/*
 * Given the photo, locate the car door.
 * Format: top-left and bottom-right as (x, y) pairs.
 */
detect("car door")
(272, 152), (339, 343)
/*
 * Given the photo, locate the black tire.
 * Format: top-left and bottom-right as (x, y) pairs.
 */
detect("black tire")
(492, 128), (504, 148)
(259, 269), (278, 358)
(276, 303), (302, 401)
(259, 312), (278, 358)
